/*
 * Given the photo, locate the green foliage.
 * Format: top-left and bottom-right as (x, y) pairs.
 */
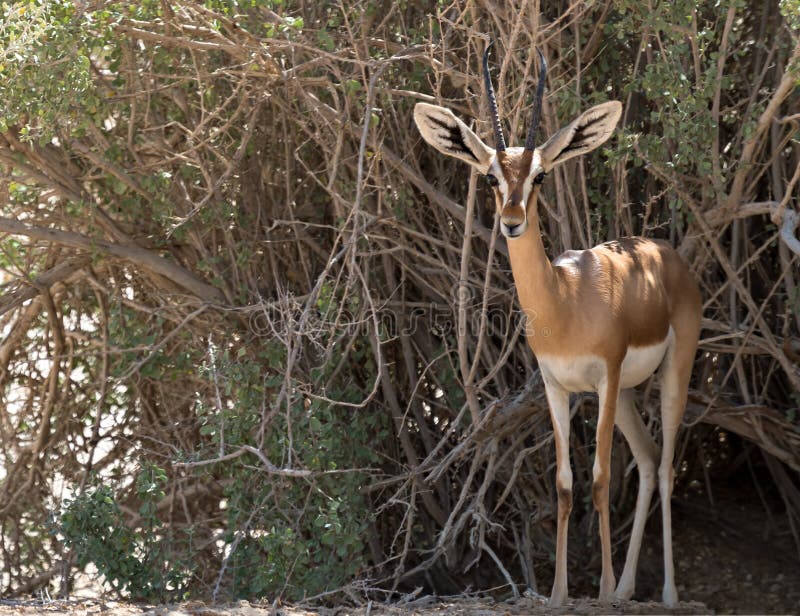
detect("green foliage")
(193, 336), (386, 600)
(599, 0), (737, 179)
(0, 1), (104, 139)
(780, 0), (800, 32)
(59, 463), (193, 601)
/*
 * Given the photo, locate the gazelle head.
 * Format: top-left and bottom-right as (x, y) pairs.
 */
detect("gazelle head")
(414, 44), (622, 239)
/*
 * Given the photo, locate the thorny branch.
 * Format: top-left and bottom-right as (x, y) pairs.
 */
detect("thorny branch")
(0, 0), (798, 601)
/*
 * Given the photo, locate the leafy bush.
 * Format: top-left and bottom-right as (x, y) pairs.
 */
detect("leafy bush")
(193, 340), (385, 599)
(60, 464), (192, 601)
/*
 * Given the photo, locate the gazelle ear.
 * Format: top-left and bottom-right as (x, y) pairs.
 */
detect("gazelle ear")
(414, 103), (494, 173)
(539, 101), (622, 168)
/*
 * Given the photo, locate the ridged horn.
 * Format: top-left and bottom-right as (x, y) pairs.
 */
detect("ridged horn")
(482, 41), (506, 152)
(524, 48), (547, 151)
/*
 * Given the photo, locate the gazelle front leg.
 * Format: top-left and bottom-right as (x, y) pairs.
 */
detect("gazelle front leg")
(595, 366), (621, 601)
(543, 376), (572, 607)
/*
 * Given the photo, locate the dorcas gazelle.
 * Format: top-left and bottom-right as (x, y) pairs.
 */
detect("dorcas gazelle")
(413, 43), (702, 607)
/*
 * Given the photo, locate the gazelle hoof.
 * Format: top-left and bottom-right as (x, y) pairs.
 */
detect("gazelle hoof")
(598, 590), (616, 603)
(614, 576), (635, 601)
(598, 574), (617, 602)
(548, 589), (567, 607)
(613, 586), (635, 601)
(663, 585), (679, 607)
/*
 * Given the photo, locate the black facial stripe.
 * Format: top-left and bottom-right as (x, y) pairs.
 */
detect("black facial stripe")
(427, 116), (479, 162)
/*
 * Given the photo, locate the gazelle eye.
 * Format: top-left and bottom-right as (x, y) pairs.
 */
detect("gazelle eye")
(486, 174), (499, 187)
(534, 171), (546, 185)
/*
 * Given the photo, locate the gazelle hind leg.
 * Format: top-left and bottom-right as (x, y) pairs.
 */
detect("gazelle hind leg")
(658, 329), (698, 606)
(613, 389), (659, 601)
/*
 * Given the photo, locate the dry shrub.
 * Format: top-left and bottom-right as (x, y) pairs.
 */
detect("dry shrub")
(0, 0), (798, 602)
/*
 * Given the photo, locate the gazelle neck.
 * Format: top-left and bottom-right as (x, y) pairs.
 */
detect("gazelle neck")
(505, 208), (559, 330)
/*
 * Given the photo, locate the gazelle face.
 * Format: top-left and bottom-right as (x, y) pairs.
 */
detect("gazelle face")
(486, 147), (547, 239)
(413, 44), (622, 242)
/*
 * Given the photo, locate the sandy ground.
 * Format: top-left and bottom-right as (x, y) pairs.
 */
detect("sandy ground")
(1, 483), (796, 616)
(0, 597), (713, 616)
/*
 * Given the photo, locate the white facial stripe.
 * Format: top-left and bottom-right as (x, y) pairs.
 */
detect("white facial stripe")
(489, 158), (509, 202)
(517, 150), (543, 211)
(528, 150), (543, 182)
(530, 149), (543, 175)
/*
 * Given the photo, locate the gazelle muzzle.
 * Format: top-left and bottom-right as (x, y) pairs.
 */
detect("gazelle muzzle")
(500, 202), (527, 238)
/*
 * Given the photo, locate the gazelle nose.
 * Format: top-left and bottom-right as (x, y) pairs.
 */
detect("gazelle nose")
(500, 203), (526, 238)
(501, 220), (526, 238)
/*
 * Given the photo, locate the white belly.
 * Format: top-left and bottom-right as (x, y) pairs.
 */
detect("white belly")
(539, 327), (673, 393)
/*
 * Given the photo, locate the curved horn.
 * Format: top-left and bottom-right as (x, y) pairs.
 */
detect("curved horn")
(482, 41), (506, 152)
(524, 48), (547, 151)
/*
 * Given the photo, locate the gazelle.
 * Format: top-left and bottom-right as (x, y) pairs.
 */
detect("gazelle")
(413, 44), (701, 606)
